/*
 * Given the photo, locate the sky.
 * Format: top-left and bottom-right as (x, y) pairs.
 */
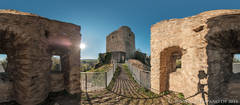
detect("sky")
(0, 0), (240, 59)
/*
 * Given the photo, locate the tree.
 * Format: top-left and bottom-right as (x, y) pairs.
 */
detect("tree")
(233, 58), (240, 63)
(51, 57), (61, 71)
(0, 59), (8, 70)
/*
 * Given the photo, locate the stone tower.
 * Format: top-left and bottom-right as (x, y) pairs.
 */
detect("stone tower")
(106, 26), (136, 59)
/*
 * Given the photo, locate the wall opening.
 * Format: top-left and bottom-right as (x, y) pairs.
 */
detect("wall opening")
(206, 29), (240, 100)
(233, 54), (240, 74)
(51, 55), (61, 72)
(172, 52), (182, 71)
(0, 54), (7, 72)
(159, 46), (182, 92)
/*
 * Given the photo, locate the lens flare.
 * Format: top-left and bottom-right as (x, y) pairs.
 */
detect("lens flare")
(80, 43), (86, 49)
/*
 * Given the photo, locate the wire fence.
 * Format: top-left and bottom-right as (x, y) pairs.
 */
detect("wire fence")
(233, 63), (240, 73)
(127, 62), (151, 90)
(80, 63), (117, 92)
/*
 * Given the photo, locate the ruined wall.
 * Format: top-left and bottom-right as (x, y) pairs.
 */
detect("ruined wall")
(50, 72), (64, 92)
(151, 10), (240, 105)
(106, 26), (135, 59)
(0, 73), (13, 103)
(0, 10), (81, 105)
(110, 51), (126, 63)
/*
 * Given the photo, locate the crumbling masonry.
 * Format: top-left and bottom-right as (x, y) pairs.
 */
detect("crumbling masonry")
(106, 26), (136, 59)
(151, 10), (240, 105)
(0, 10), (81, 105)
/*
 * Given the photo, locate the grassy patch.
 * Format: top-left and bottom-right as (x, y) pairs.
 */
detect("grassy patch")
(107, 66), (121, 90)
(137, 87), (160, 97)
(159, 90), (171, 96)
(122, 64), (160, 98)
(87, 64), (113, 72)
(177, 93), (185, 99)
(121, 64), (135, 81)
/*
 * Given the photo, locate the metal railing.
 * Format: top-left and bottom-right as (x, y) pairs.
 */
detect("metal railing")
(127, 62), (151, 90)
(233, 63), (240, 73)
(80, 63), (117, 92)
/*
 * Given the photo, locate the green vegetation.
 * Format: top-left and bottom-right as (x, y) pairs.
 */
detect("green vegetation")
(176, 58), (181, 68)
(81, 59), (98, 72)
(160, 90), (170, 96)
(121, 64), (160, 97)
(82, 59), (98, 63)
(87, 64), (113, 72)
(134, 50), (150, 66)
(177, 93), (185, 99)
(95, 52), (112, 69)
(122, 64), (135, 81)
(0, 59), (7, 70)
(51, 56), (61, 71)
(107, 66), (121, 90)
(136, 87), (160, 97)
(233, 57), (240, 63)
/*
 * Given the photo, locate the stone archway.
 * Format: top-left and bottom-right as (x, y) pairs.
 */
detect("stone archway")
(206, 29), (240, 101)
(159, 46), (182, 92)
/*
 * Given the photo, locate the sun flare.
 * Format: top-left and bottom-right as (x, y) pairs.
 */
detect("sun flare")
(80, 43), (86, 49)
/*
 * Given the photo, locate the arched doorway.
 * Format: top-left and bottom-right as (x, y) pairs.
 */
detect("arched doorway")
(206, 29), (240, 100)
(159, 46), (182, 92)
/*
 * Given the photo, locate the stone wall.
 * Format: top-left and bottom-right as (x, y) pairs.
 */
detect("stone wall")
(0, 10), (81, 105)
(110, 51), (126, 63)
(106, 26), (135, 59)
(151, 10), (240, 105)
(50, 72), (65, 92)
(0, 73), (13, 103)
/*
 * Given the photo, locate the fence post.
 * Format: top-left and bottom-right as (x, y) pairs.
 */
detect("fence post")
(140, 70), (142, 86)
(105, 72), (107, 88)
(85, 73), (87, 92)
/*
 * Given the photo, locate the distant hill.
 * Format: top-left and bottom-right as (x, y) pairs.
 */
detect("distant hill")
(81, 59), (98, 72)
(87, 64), (113, 72)
(81, 59), (98, 63)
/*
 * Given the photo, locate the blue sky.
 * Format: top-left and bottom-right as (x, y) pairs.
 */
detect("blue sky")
(0, 0), (240, 59)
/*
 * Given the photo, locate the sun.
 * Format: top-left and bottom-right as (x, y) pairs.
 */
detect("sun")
(80, 43), (86, 49)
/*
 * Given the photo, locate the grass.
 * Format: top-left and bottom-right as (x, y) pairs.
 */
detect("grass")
(107, 66), (121, 90)
(121, 64), (160, 98)
(177, 93), (185, 99)
(87, 64), (113, 72)
(81, 59), (98, 63)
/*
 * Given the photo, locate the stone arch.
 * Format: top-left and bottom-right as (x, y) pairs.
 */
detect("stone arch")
(205, 29), (240, 101)
(159, 46), (182, 92)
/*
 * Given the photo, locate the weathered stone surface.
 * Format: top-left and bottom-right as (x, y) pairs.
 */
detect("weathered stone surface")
(151, 9), (240, 105)
(50, 72), (65, 92)
(0, 10), (81, 105)
(106, 26), (136, 59)
(0, 73), (13, 103)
